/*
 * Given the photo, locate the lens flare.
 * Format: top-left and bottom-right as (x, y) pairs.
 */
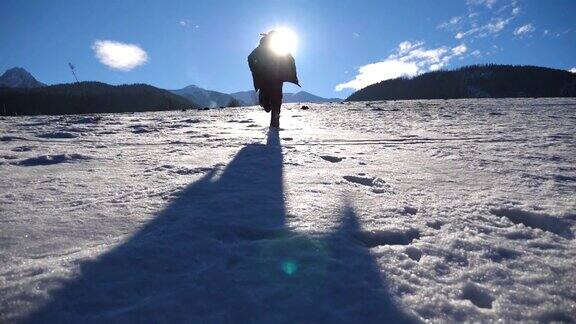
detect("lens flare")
(281, 260), (298, 275)
(268, 27), (298, 55)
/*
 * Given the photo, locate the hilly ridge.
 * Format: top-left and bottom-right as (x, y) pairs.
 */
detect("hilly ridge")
(171, 85), (242, 108)
(0, 82), (195, 116)
(347, 64), (576, 101)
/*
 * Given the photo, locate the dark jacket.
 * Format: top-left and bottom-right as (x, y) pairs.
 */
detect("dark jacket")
(248, 45), (299, 91)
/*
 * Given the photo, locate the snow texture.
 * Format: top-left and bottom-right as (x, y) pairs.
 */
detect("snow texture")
(1, 98), (575, 323)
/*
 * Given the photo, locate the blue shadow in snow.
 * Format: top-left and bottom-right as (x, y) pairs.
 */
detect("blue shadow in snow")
(25, 129), (415, 323)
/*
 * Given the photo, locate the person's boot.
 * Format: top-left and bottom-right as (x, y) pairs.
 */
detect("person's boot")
(270, 110), (280, 128)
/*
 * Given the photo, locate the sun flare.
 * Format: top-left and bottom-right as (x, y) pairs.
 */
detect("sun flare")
(268, 27), (298, 55)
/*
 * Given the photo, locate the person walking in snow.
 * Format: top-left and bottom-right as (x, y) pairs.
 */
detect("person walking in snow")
(248, 30), (299, 128)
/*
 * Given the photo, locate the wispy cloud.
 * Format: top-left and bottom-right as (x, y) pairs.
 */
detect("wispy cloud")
(352, 32), (360, 39)
(179, 20), (199, 29)
(92, 40), (148, 71)
(467, 0), (498, 9)
(437, 16), (462, 30)
(514, 23), (535, 36)
(335, 41), (467, 91)
(449, 0), (520, 40)
(455, 16), (513, 39)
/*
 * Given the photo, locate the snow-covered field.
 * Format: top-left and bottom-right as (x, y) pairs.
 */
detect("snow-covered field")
(1, 98), (575, 323)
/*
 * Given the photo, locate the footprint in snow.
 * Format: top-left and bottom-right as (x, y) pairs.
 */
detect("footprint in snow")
(14, 154), (92, 167)
(490, 208), (574, 239)
(461, 282), (494, 309)
(11, 146), (35, 152)
(227, 119), (253, 124)
(37, 132), (78, 139)
(402, 206), (418, 215)
(405, 246), (422, 261)
(343, 175), (391, 193)
(321, 155), (343, 163)
(352, 228), (420, 247)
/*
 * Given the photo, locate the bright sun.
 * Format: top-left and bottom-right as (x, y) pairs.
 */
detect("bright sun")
(268, 27), (298, 56)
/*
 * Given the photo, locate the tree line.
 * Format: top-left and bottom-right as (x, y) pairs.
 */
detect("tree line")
(0, 82), (197, 116)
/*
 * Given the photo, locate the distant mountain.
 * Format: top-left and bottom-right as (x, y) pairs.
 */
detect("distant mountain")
(171, 85), (243, 108)
(0, 67), (45, 88)
(230, 90), (340, 105)
(346, 64), (576, 101)
(0, 82), (196, 116)
(283, 91), (341, 103)
(230, 90), (258, 106)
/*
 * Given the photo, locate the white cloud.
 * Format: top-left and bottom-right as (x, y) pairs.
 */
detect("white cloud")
(437, 16), (462, 30)
(496, 0), (520, 16)
(352, 32), (360, 39)
(335, 60), (418, 91)
(569, 68), (576, 73)
(335, 42), (468, 91)
(467, 0), (498, 9)
(179, 21), (187, 27)
(514, 23), (535, 36)
(92, 40), (148, 71)
(485, 17), (510, 33)
(455, 17), (512, 39)
(398, 41), (424, 54)
(452, 44), (468, 55)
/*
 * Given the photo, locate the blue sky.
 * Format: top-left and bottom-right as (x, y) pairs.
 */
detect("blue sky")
(1, 0), (575, 98)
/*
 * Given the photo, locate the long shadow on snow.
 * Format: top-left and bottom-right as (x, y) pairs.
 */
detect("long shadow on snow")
(25, 129), (414, 323)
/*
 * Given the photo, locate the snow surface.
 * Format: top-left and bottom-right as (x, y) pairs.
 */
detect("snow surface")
(1, 98), (575, 323)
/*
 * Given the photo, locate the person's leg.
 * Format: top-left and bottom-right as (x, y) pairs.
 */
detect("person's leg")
(269, 83), (283, 128)
(258, 89), (272, 112)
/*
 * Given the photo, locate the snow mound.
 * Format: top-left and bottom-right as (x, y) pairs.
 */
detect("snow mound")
(130, 124), (159, 133)
(70, 116), (102, 124)
(491, 208), (574, 239)
(15, 154), (92, 166)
